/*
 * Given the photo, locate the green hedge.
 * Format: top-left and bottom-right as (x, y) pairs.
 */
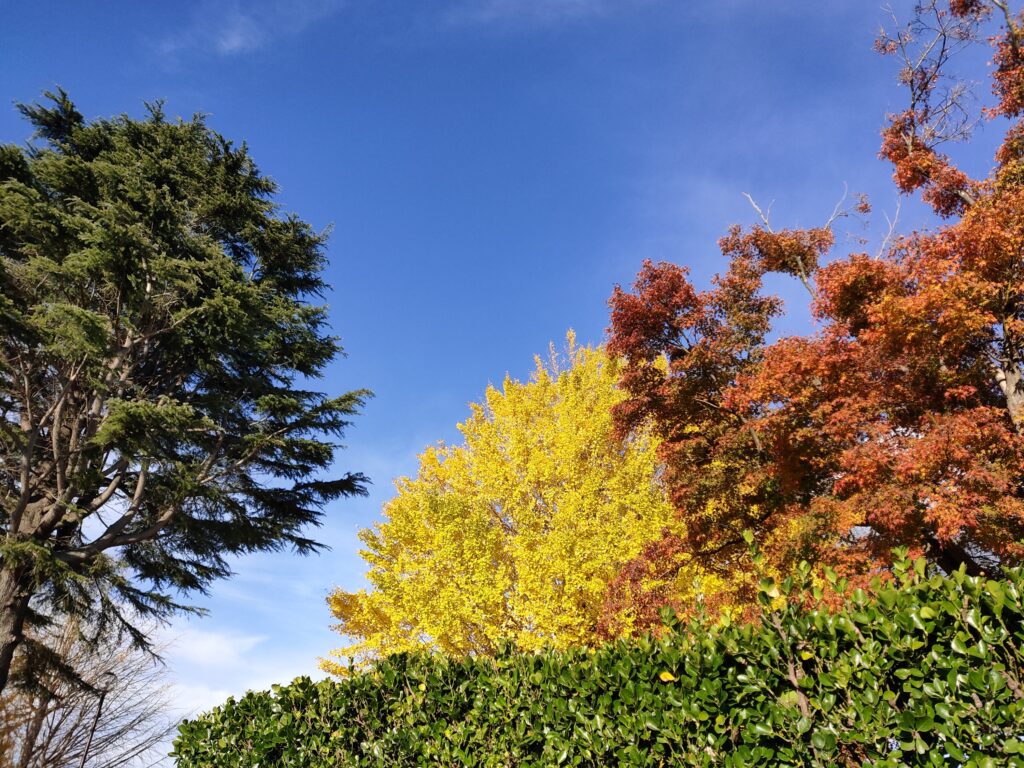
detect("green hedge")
(173, 559), (1024, 767)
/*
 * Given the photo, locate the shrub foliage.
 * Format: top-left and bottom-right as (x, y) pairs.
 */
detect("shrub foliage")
(174, 559), (1024, 767)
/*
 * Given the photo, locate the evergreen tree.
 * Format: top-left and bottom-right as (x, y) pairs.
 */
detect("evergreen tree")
(0, 91), (369, 692)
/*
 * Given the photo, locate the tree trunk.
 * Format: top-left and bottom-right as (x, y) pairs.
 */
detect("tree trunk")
(0, 568), (33, 694)
(995, 364), (1024, 434)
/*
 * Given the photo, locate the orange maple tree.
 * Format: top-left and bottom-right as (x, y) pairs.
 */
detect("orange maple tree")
(603, 0), (1024, 632)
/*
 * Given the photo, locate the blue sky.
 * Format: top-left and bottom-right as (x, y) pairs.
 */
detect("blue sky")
(0, 0), (1003, 742)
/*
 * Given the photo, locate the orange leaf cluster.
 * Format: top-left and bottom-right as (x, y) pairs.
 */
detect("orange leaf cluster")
(604, 1), (1024, 633)
(991, 32), (1024, 118)
(879, 112), (974, 218)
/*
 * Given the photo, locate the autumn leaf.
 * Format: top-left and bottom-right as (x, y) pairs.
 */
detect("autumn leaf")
(322, 336), (704, 669)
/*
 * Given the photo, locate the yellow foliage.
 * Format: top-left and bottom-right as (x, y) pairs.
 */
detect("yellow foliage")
(322, 334), (680, 671)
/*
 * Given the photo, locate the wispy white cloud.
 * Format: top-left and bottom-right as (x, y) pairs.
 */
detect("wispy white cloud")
(162, 626), (265, 669)
(168, 682), (237, 720)
(446, 0), (647, 26)
(161, 623), (326, 708)
(449, 0), (862, 28)
(157, 0), (345, 59)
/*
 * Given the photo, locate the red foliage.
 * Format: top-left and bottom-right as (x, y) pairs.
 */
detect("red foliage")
(602, 0), (1024, 634)
(597, 530), (760, 640)
(813, 254), (901, 333)
(880, 112), (974, 218)
(747, 226), (833, 278)
(596, 532), (688, 640)
(950, 0), (990, 18)
(992, 34), (1024, 118)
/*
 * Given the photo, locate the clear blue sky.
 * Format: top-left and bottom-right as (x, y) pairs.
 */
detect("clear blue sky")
(0, 0), (1000, 734)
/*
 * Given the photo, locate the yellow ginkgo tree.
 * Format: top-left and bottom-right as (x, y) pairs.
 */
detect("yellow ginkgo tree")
(322, 334), (701, 672)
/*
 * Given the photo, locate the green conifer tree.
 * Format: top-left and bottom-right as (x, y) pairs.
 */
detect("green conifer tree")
(0, 91), (369, 692)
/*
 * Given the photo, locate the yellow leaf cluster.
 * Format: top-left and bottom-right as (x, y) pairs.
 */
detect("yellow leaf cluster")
(322, 333), (679, 671)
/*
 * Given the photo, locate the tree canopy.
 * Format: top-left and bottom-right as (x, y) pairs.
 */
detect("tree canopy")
(323, 336), (714, 670)
(605, 0), (1024, 631)
(0, 91), (368, 692)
